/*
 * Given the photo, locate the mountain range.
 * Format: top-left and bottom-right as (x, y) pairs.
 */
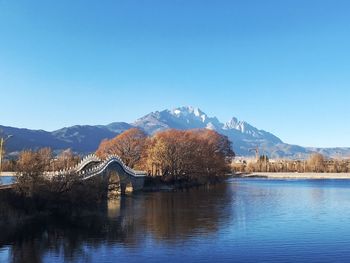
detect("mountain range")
(1, 106), (349, 159)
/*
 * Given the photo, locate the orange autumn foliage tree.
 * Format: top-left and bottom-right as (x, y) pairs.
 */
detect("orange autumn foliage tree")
(16, 147), (53, 174)
(54, 149), (81, 171)
(96, 128), (147, 169)
(141, 129), (235, 182)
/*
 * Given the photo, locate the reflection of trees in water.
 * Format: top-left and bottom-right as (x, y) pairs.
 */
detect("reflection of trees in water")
(139, 183), (233, 242)
(0, 203), (141, 263)
(0, 183), (233, 262)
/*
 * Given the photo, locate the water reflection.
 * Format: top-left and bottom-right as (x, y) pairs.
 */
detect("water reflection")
(139, 184), (233, 242)
(0, 183), (233, 263)
(6, 179), (350, 263)
(0, 176), (15, 185)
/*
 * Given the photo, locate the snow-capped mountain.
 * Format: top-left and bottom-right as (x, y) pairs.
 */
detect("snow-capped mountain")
(133, 106), (222, 134)
(1, 106), (350, 158)
(134, 106), (280, 141)
(223, 117), (282, 143)
(133, 106), (289, 157)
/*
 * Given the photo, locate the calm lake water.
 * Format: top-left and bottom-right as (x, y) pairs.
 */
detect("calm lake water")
(0, 176), (15, 185)
(2, 178), (350, 262)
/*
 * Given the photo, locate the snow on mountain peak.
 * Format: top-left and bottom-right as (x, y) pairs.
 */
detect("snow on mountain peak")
(206, 122), (216, 130)
(170, 106), (207, 122)
(224, 117), (258, 135)
(224, 117), (239, 129)
(173, 109), (182, 115)
(192, 107), (201, 117)
(135, 107), (281, 144)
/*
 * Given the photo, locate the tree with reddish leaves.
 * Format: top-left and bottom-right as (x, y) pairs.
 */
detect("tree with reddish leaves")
(96, 128), (147, 169)
(140, 129), (235, 183)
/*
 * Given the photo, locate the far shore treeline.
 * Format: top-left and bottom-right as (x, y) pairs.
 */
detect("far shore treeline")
(232, 153), (350, 173)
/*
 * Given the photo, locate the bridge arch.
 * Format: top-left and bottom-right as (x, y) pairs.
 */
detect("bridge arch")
(46, 154), (146, 196)
(103, 161), (136, 196)
(77, 154), (146, 195)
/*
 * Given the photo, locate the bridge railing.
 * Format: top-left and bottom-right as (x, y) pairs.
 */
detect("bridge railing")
(44, 154), (147, 180)
(78, 155), (147, 180)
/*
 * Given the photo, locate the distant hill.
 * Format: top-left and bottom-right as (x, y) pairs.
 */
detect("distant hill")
(1, 106), (350, 159)
(0, 122), (132, 155)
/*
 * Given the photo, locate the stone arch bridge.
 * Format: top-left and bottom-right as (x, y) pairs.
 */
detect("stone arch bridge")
(48, 154), (147, 195)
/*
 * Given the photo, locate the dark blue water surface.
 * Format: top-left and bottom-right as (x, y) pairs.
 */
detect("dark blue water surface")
(2, 178), (350, 262)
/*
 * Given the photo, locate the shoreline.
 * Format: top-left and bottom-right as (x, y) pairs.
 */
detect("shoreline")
(0, 172), (16, 177)
(235, 172), (350, 180)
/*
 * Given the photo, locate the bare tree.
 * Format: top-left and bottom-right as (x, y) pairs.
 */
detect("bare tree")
(307, 153), (325, 173)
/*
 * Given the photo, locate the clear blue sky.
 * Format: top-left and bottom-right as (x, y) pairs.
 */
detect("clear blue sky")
(0, 0), (349, 147)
